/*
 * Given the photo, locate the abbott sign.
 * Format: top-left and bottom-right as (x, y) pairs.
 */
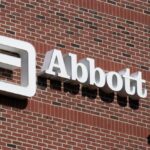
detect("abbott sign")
(0, 36), (147, 99)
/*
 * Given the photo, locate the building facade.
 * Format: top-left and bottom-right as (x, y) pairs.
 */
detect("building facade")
(0, 0), (150, 149)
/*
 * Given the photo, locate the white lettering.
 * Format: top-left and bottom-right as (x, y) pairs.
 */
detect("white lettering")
(40, 49), (147, 99)
(41, 49), (70, 79)
(0, 36), (147, 99)
(132, 71), (147, 98)
(64, 53), (88, 83)
(82, 58), (106, 87)
(119, 68), (136, 97)
(106, 72), (123, 92)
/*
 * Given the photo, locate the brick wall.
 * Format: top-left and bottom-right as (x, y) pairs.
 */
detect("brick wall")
(0, 0), (150, 149)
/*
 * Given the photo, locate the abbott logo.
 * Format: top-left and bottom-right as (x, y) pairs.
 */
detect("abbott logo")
(0, 36), (36, 98)
(0, 36), (147, 99)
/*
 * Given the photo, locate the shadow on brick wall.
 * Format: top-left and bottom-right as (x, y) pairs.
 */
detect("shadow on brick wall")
(50, 79), (62, 91)
(64, 82), (80, 95)
(117, 95), (128, 107)
(117, 95), (139, 109)
(0, 68), (28, 109)
(0, 68), (13, 79)
(37, 77), (140, 110)
(37, 76), (47, 90)
(99, 89), (114, 103)
(147, 135), (150, 145)
(0, 95), (28, 109)
(129, 98), (139, 110)
(82, 86), (97, 99)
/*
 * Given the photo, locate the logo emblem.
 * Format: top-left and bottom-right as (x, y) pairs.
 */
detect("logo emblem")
(0, 36), (36, 98)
